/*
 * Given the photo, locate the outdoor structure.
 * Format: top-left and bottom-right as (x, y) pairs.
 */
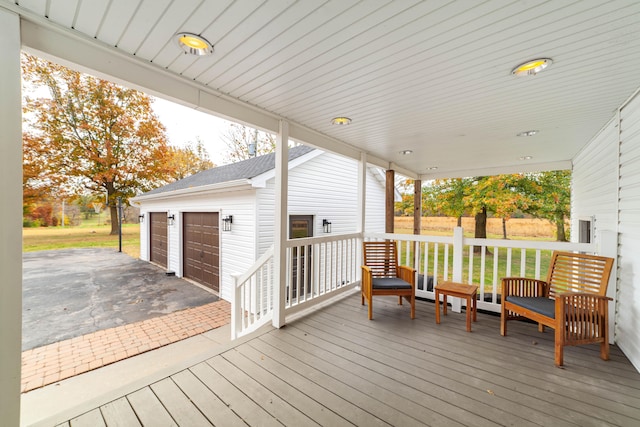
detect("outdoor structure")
(3, 2), (640, 425)
(132, 146), (388, 301)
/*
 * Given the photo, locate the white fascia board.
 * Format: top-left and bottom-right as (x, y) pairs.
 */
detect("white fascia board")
(250, 149), (324, 188)
(418, 160), (573, 180)
(131, 179), (251, 203)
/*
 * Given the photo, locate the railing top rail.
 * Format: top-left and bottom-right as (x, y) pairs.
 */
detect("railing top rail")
(284, 232), (361, 247)
(364, 232), (453, 244)
(463, 237), (596, 252)
(231, 245), (274, 287)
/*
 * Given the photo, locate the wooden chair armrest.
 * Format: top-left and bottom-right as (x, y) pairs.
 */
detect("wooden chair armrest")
(555, 292), (612, 304)
(397, 265), (416, 286)
(501, 277), (548, 298)
(361, 265), (373, 292)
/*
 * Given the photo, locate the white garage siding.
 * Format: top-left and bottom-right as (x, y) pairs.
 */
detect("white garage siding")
(618, 91), (640, 371)
(256, 152), (386, 256)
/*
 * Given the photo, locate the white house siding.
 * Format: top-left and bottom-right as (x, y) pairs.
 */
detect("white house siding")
(256, 152), (387, 256)
(571, 118), (619, 239)
(618, 91), (640, 371)
(138, 190), (257, 302)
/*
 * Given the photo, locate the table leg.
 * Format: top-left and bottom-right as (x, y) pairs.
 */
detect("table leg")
(473, 293), (477, 322)
(435, 290), (440, 324)
(466, 296), (471, 332)
(443, 295), (448, 316)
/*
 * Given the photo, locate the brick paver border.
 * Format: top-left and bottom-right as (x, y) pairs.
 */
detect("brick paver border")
(21, 300), (230, 393)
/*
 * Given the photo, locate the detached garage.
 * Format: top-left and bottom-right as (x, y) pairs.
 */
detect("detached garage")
(132, 145), (389, 302)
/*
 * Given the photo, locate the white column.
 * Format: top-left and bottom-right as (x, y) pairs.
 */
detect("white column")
(272, 120), (289, 328)
(451, 226), (464, 312)
(0, 8), (23, 426)
(357, 152), (367, 279)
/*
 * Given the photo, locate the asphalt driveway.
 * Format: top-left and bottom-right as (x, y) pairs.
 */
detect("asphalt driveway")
(22, 248), (218, 351)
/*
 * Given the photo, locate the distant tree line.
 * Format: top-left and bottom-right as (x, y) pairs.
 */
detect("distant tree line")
(395, 171), (571, 241)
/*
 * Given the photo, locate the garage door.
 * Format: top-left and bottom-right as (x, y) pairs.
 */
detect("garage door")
(149, 212), (167, 268)
(183, 212), (219, 292)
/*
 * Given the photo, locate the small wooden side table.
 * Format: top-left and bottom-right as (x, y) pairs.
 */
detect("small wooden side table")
(435, 281), (478, 332)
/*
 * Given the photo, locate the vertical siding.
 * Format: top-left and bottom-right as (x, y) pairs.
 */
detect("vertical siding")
(571, 118), (619, 238)
(365, 167), (386, 232)
(139, 213), (150, 261)
(618, 91), (640, 371)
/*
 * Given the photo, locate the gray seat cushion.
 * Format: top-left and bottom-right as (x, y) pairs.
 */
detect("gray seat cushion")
(372, 277), (412, 290)
(506, 296), (555, 319)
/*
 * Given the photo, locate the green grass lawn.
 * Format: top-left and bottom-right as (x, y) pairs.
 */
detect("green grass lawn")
(23, 222), (141, 259)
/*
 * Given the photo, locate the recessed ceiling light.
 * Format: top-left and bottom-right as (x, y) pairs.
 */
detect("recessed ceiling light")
(399, 150), (413, 155)
(331, 117), (352, 125)
(519, 156), (533, 160)
(517, 130), (539, 137)
(175, 33), (214, 56)
(426, 166), (438, 170)
(512, 58), (552, 76)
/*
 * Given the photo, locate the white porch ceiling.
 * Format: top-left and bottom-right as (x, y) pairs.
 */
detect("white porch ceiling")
(6, 0), (640, 179)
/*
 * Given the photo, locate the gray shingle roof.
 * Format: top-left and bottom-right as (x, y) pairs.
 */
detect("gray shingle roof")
(143, 145), (315, 196)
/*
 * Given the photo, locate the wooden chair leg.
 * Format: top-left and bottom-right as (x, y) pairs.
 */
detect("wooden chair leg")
(500, 306), (507, 336)
(368, 295), (373, 320)
(361, 291), (364, 305)
(398, 296), (403, 305)
(410, 295), (415, 319)
(554, 326), (564, 367)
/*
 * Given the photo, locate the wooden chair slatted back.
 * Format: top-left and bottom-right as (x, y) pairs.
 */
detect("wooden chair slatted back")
(546, 251), (614, 298)
(363, 241), (399, 278)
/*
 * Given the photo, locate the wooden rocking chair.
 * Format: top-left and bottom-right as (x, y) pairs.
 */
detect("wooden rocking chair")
(361, 240), (416, 320)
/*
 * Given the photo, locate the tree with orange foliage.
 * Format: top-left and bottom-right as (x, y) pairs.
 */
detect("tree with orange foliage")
(22, 54), (174, 234)
(166, 138), (215, 181)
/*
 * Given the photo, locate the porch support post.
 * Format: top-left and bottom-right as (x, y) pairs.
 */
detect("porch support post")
(451, 227), (464, 312)
(357, 152), (367, 234)
(412, 180), (422, 269)
(0, 9), (23, 426)
(385, 169), (395, 233)
(273, 120), (289, 329)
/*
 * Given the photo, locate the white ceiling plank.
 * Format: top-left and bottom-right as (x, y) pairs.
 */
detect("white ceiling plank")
(183, 0), (297, 81)
(134, 0), (201, 60)
(115, 0), (172, 52)
(17, 0), (45, 15)
(73, 0), (109, 37)
(46, 0), (78, 28)
(97, 0), (142, 47)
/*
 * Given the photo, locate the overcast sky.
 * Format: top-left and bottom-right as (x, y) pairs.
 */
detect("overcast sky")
(151, 97), (232, 165)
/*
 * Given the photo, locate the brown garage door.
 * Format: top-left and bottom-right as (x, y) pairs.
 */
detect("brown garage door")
(149, 212), (167, 268)
(183, 212), (219, 292)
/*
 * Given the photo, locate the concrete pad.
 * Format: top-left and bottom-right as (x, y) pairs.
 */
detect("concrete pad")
(22, 248), (217, 350)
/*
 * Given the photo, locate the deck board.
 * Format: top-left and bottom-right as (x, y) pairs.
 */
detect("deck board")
(69, 408), (106, 427)
(99, 397), (142, 427)
(64, 294), (640, 426)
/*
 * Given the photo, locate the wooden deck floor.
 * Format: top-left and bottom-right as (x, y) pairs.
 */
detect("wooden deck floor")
(58, 294), (640, 426)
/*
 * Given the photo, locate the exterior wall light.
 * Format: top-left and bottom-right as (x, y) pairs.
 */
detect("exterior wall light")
(167, 214), (175, 226)
(138, 213), (144, 223)
(222, 215), (233, 232)
(323, 219), (332, 233)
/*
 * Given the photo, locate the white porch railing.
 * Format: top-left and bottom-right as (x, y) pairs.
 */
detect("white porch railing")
(231, 233), (360, 339)
(232, 227), (608, 339)
(365, 230), (596, 313)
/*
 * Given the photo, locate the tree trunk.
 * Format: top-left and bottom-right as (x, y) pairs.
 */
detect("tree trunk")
(109, 204), (119, 235)
(456, 216), (462, 227)
(502, 218), (508, 239)
(556, 214), (567, 242)
(473, 207), (488, 253)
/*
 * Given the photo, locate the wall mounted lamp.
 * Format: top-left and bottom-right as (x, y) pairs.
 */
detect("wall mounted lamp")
(138, 213), (145, 223)
(222, 215), (233, 232)
(323, 219), (332, 233)
(167, 214), (175, 226)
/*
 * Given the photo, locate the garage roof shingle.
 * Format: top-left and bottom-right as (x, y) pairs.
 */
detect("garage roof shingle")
(143, 145), (315, 196)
